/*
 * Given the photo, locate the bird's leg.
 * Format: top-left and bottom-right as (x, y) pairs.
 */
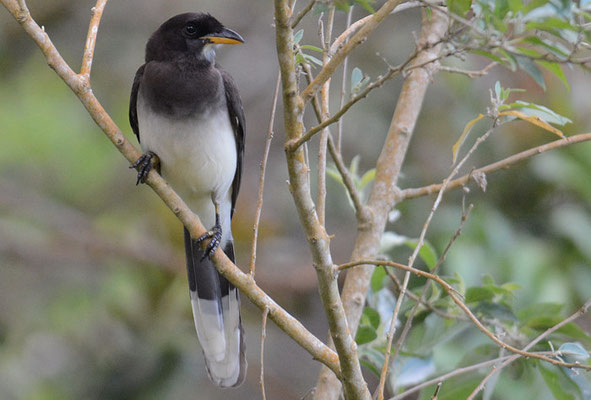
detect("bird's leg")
(130, 151), (160, 185)
(195, 200), (223, 260)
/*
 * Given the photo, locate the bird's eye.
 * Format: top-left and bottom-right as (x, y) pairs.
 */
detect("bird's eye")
(184, 24), (198, 36)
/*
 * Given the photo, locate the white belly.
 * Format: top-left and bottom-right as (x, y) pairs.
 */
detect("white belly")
(137, 96), (237, 233)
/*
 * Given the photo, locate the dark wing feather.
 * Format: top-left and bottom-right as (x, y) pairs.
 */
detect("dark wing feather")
(220, 69), (245, 216)
(129, 64), (146, 142)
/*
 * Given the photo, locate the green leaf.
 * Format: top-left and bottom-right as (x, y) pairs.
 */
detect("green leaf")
(351, 67), (363, 89)
(559, 342), (590, 362)
(452, 113), (486, 163)
(447, 0), (472, 16)
(404, 239), (439, 270)
(303, 53), (323, 66)
(498, 48), (517, 71)
(359, 347), (385, 376)
(356, 325), (378, 344)
(539, 363), (582, 400)
(465, 286), (495, 303)
(521, 36), (570, 58)
(536, 60), (570, 90)
(371, 266), (387, 292)
(301, 45), (323, 53)
(359, 169), (376, 190)
(507, 101), (572, 125)
(515, 55), (546, 91)
(354, 0), (376, 13)
(362, 307), (381, 330)
(507, 0), (523, 12)
(472, 49), (506, 65)
(293, 29), (304, 44)
(556, 323), (591, 346)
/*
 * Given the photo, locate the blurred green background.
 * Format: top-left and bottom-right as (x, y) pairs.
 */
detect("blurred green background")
(0, 1), (590, 399)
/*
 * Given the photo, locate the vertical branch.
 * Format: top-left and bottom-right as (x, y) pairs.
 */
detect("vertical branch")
(249, 73), (281, 275)
(337, 6), (354, 152)
(260, 307), (270, 400)
(80, 0), (108, 78)
(317, 6), (335, 226)
(274, 0), (370, 398)
(314, 9), (449, 400)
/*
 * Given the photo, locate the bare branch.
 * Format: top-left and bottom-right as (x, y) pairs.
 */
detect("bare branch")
(400, 132), (591, 200)
(291, 0), (316, 28)
(80, 0), (108, 78)
(439, 62), (497, 78)
(301, 0), (405, 104)
(391, 204), (474, 363)
(315, 10), (450, 399)
(260, 307), (270, 400)
(317, 6), (335, 227)
(249, 73), (281, 276)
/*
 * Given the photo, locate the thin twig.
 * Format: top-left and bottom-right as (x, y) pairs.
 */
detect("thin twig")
(289, 42), (452, 151)
(391, 204), (473, 365)
(301, 0), (406, 104)
(317, 6), (335, 227)
(400, 132), (591, 200)
(384, 268), (463, 320)
(466, 297), (591, 399)
(438, 62), (497, 78)
(375, 122), (495, 400)
(80, 0), (108, 78)
(260, 307), (270, 400)
(327, 135), (366, 218)
(291, 0), (316, 28)
(337, 7), (353, 152)
(249, 72), (281, 276)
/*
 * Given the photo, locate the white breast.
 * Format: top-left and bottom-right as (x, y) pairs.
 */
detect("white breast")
(137, 95), (237, 232)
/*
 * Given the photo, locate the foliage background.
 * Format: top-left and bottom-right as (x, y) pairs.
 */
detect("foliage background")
(0, 0), (590, 399)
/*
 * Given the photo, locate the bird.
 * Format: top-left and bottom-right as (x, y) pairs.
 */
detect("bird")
(128, 12), (246, 387)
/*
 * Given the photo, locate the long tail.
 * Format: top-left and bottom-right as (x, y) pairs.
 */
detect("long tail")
(184, 228), (246, 387)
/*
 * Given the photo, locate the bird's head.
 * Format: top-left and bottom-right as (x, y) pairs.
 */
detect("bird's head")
(145, 13), (244, 63)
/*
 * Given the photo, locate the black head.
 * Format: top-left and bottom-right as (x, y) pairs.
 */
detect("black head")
(145, 13), (243, 63)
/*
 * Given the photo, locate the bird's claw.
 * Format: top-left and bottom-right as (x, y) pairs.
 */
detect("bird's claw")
(195, 223), (222, 260)
(130, 151), (158, 185)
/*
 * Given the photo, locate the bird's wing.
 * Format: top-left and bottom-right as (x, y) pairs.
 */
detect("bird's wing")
(129, 64), (146, 142)
(220, 68), (245, 217)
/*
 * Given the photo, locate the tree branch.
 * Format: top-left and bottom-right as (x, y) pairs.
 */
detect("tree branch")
(400, 132), (591, 200)
(249, 72), (281, 276)
(0, 0), (342, 377)
(80, 0), (107, 78)
(300, 0), (405, 104)
(314, 10), (450, 399)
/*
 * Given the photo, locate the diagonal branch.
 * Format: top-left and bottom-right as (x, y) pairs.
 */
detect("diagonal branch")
(300, 0), (405, 104)
(400, 132), (591, 200)
(0, 0), (342, 377)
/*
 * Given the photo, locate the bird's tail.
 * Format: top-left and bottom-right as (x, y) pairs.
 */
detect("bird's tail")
(183, 228), (246, 387)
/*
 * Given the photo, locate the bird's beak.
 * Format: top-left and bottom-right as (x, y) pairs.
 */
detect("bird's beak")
(201, 28), (244, 45)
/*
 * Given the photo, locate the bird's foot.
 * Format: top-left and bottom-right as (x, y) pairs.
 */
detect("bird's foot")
(195, 221), (223, 260)
(130, 151), (159, 185)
